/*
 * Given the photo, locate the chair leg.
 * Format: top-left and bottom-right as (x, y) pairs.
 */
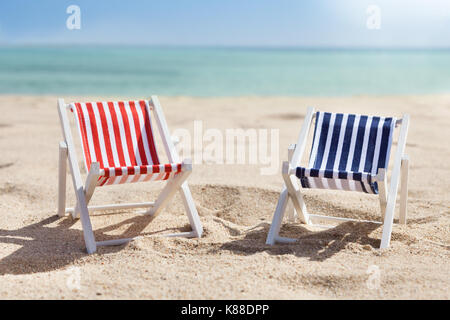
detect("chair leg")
(377, 169), (388, 220)
(281, 162), (310, 224)
(380, 198), (396, 249)
(287, 202), (298, 223)
(380, 115), (409, 249)
(58, 142), (68, 217)
(287, 144), (298, 223)
(178, 182), (203, 237)
(73, 162), (100, 219)
(266, 188), (290, 245)
(399, 156), (409, 224)
(58, 99), (96, 253)
(146, 169), (191, 218)
(75, 187), (97, 254)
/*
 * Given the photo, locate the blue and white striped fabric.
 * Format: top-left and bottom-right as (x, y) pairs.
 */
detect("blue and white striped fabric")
(296, 111), (396, 194)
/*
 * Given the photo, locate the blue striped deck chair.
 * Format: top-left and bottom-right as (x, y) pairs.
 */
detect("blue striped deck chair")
(266, 107), (410, 249)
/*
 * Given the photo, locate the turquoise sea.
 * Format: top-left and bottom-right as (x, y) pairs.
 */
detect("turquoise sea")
(0, 46), (449, 96)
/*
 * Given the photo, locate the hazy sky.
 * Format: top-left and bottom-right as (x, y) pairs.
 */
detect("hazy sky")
(0, 0), (449, 47)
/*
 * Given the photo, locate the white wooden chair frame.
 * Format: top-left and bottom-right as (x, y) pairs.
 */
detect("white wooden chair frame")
(57, 96), (203, 254)
(266, 106), (409, 249)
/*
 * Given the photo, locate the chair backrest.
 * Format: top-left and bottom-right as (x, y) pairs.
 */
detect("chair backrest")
(70, 100), (160, 171)
(308, 111), (396, 175)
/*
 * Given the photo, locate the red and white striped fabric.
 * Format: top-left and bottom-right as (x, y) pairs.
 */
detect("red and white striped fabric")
(70, 100), (182, 186)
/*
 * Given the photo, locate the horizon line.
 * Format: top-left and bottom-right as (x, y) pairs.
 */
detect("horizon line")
(1, 43), (450, 51)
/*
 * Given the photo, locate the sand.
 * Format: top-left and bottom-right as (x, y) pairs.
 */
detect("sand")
(0, 94), (448, 299)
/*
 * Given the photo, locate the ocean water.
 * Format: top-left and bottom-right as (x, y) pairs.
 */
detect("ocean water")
(0, 46), (449, 96)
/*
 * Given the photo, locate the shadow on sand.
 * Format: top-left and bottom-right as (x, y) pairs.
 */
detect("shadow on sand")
(217, 221), (381, 262)
(0, 213), (189, 275)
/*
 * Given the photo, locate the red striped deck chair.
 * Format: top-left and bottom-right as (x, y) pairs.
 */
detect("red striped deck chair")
(266, 107), (410, 249)
(57, 96), (202, 253)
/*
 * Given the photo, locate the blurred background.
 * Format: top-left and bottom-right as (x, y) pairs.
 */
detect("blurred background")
(0, 0), (449, 96)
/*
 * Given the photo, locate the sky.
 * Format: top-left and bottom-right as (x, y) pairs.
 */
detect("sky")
(0, 0), (449, 47)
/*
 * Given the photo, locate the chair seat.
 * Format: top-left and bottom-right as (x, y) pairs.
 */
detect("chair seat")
(98, 163), (182, 186)
(295, 167), (379, 194)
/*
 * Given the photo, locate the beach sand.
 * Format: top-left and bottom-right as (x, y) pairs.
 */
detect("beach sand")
(0, 95), (448, 299)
